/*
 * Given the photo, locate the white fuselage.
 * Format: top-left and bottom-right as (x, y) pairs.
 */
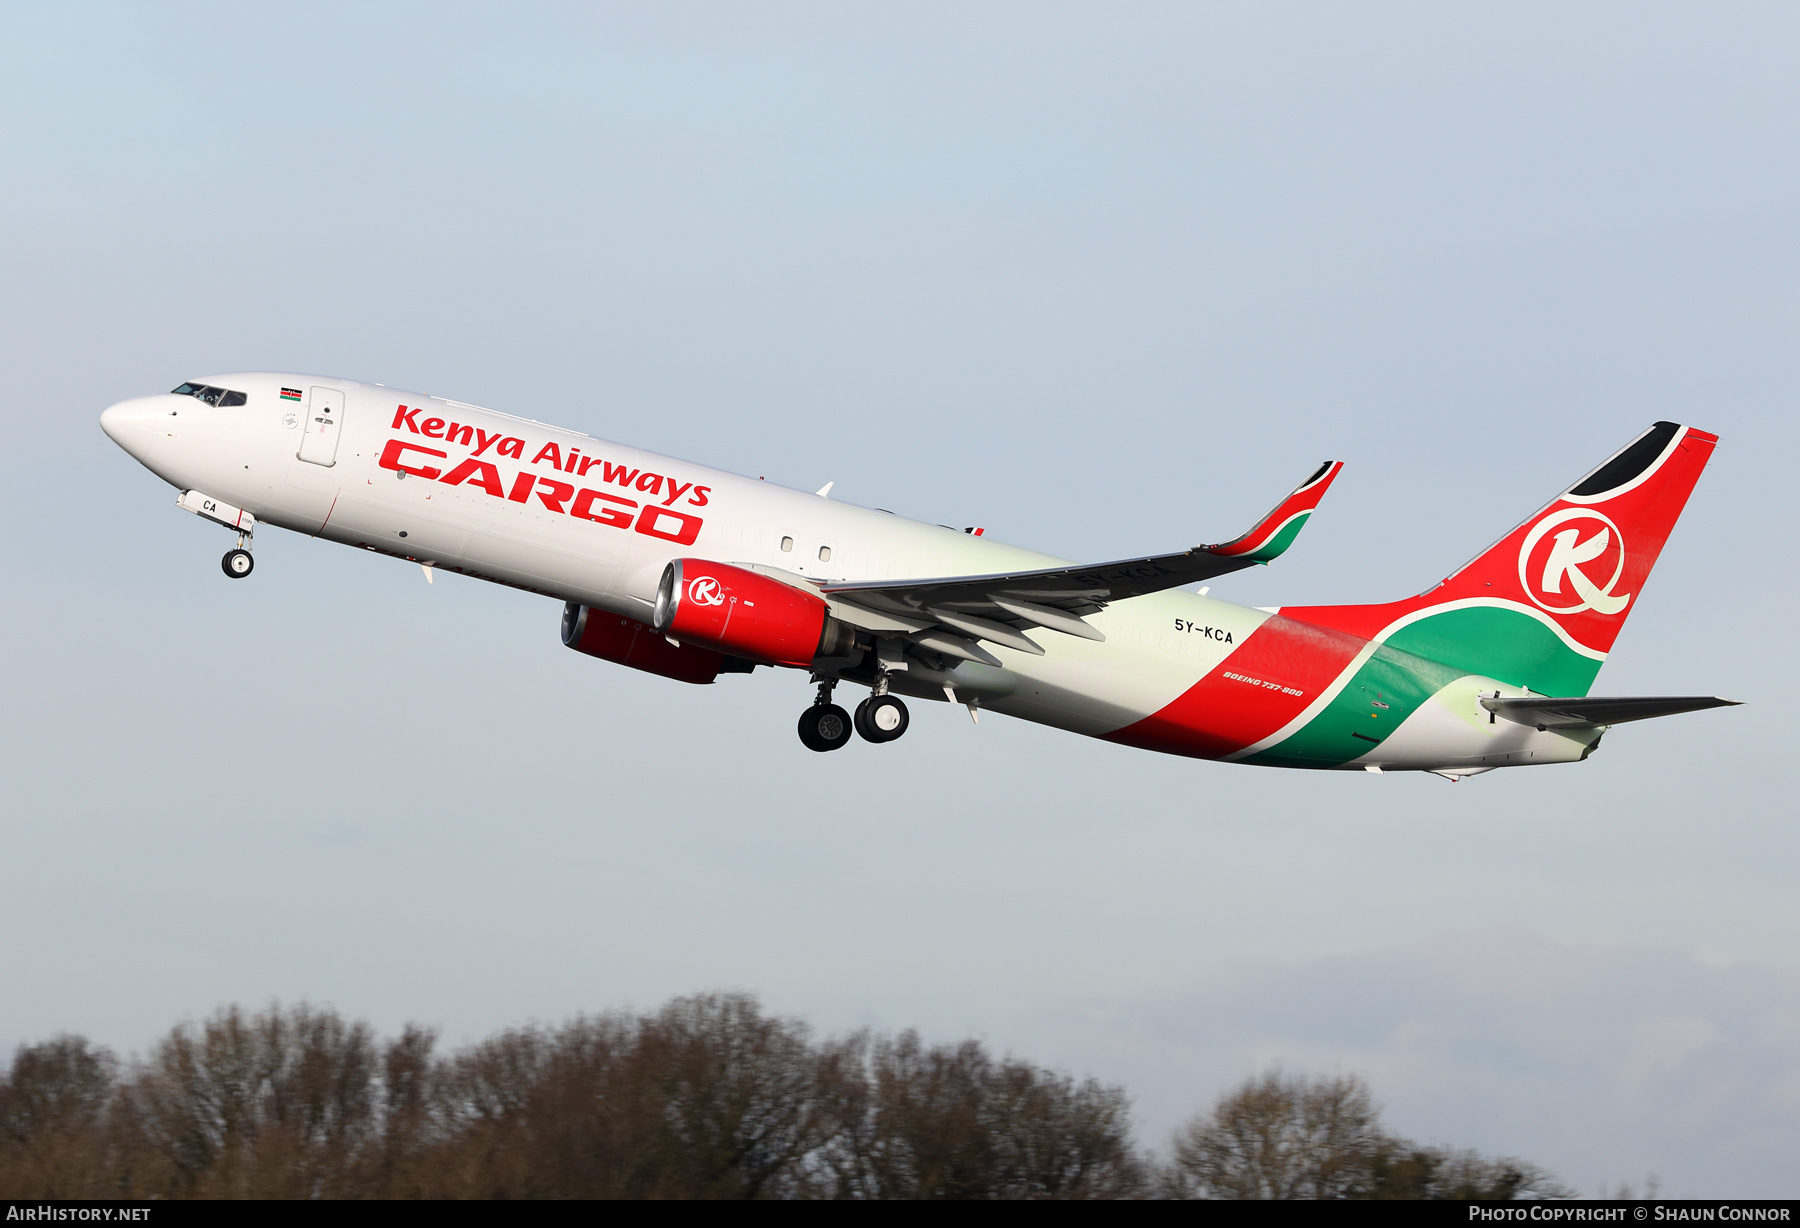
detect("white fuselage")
(99, 373), (1590, 773)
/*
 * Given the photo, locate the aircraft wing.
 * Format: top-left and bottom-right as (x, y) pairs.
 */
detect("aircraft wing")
(1479, 694), (1741, 729)
(818, 461), (1342, 665)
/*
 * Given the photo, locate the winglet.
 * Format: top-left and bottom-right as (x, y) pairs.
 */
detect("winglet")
(1205, 461), (1343, 563)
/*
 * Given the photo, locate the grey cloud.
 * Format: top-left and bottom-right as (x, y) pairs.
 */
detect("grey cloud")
(1026, 933), (1800, 1197)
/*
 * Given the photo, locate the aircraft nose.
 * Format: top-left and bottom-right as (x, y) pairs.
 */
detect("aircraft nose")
(98, 400), (128, 443)
(99, 395), (165, 445)
(100, 394), (181, 467)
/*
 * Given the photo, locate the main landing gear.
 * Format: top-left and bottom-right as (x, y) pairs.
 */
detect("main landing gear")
(796, 675), (911, 751)
(854, 694), (909, 743)
(798, 678), (854, 753)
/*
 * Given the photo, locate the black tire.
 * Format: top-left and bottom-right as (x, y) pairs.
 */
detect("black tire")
(798, 704), (853, 752)
(856, 695), (909, 743)
(222, 549), (254, 579)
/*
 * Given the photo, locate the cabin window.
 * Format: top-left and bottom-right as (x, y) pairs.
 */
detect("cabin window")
(817, 546), (831, 562)
(780, 536), (793, 552)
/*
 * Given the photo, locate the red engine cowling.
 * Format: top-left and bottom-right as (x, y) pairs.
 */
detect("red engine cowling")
(562, 602), (734, 685)
(652, 559), (832, 668)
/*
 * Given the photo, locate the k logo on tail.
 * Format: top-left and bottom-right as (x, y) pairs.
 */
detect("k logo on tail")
(1518, 509), (1630, 617)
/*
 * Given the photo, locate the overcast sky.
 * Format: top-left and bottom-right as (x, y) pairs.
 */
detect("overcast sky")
(3, 1), (1796, 1197)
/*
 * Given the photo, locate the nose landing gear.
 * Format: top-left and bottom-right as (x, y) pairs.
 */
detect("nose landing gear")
(221, 527), (254, 579)
(176, 491), (257, 580)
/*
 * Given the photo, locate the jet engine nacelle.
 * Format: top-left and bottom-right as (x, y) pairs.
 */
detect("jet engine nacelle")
(562, 601), (742, 685)
(653, 558), (852, 668)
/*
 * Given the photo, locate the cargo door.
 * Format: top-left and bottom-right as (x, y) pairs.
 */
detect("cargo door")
(297, 386), (345, 467)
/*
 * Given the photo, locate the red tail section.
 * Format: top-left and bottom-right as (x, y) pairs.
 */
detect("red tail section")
(1287, 421), (1718, 658)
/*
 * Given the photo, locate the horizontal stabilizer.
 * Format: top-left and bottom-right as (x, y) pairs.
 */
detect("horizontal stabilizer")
(1479, 694), (1740, 729)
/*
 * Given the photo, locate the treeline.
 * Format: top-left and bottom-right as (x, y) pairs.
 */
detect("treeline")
(0, 993), (1567, 1199)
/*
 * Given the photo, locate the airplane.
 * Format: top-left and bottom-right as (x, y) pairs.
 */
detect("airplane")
(99, 375), (1736, 779)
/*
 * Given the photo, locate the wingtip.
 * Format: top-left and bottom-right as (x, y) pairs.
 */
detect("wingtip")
(1205, 459), (1345, 561)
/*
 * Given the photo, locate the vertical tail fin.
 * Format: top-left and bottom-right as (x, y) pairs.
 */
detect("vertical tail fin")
(1283, 422), (1718, 695)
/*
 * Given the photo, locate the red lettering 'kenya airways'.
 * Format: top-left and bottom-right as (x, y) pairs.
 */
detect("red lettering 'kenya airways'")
(101, 377), (1737, 775)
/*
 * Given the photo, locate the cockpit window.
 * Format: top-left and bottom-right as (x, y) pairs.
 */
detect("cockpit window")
(171, 383), (246, 407)
(171, 383), (224, 405)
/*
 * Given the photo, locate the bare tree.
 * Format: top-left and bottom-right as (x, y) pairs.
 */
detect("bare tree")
(1165, 1070), (1573, 1201)
(1167, 1070), (1381, 1199)
(984, 1052), (1145, 1198)
(1358, 1140), (1574, 1200)
(370, 1024), (438, 1198)
(0, 1000), (1571, 1201)
(109, 1002), (379, 1197)
(0, 1036), (117, 1197)
(817, 1031), (996, 1198)
(813, 1030), (1145, 1199)
(417, 1022), (551, 1197)
(634, 992), (825, 1197)
(418, 993), (824, 1198)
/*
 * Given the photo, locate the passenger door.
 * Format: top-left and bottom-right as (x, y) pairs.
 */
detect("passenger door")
(297, 386), (345, 467)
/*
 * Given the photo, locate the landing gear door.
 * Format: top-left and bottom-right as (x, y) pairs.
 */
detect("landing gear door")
(297, 386), (345, 467)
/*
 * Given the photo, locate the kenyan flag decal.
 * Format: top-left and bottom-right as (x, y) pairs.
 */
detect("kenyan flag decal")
(280, 387), (303, 401)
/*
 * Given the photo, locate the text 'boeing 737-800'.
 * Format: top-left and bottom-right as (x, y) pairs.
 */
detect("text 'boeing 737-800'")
(100, 376), (1737, 779)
